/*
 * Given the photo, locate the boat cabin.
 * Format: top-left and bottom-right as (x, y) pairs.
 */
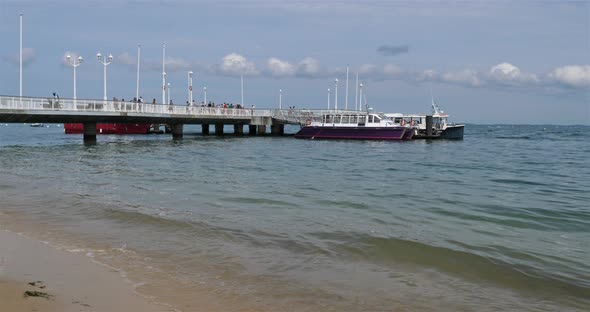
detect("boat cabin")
(311, 112), (397, 127)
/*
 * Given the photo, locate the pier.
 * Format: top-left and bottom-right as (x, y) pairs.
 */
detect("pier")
(0, 95), (314, 142)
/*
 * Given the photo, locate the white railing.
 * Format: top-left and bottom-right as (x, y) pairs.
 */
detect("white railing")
(0, 95), (274, 119)
(0, 95), (366, 125)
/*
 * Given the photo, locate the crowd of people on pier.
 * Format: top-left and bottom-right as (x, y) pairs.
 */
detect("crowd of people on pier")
(45, 92), (258, 116)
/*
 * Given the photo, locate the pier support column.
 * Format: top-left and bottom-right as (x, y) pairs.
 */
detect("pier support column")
(270, 124), (284, 136)
(171, 124), (183, 139)
(257, 125), (267, 135)
(83, 122), (97, 144)
(201, 124), (210, 135)
(215, 122), (224, 136)
(426, 115), (433, 137)
(248, 125), (257, 135)
(234, 123), (244, 136)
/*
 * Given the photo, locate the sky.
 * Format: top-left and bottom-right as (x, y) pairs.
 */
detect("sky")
(0, 0), (589, 124)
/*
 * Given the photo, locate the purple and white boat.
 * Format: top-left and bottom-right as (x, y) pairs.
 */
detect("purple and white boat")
(294, 112), (410, 140)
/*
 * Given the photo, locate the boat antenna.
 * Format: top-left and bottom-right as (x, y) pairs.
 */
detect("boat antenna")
(362, 83), (369, 112)
(430, 86), (441, 114)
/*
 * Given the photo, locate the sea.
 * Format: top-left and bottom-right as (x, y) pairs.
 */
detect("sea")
(0, 123), (588, 311)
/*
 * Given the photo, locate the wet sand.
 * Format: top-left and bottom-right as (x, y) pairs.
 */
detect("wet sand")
(0, 229), (169, 312)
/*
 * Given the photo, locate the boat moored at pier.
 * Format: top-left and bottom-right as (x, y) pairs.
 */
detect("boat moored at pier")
(385, 100), (464, 139)
(295, 112), (410, 140)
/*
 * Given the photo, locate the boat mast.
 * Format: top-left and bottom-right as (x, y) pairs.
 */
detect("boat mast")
(162, 43), (166, 105)
(359, 83), (363, 112)
(355, 72), (358, 111)
(345, 65), (349, 110)
(334, 79), (338, 112)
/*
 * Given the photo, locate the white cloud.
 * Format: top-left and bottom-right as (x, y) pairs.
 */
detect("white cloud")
(3, 48), (36, 67)
(358, 64), (377, 75)
(117, 52), (135, 66)
(489, 62), (538, 84)
(441, 69), (482, 87)
(166, 57), (192, 72)
(383, 64), (404, 76)
(548, 65), (590, 88)
(296, 57), (321, 77)
(217, 53), (258, 76)
(267, 57), (296, 77)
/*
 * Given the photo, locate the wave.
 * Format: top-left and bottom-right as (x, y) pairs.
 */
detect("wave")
(308, 231), (590, 303)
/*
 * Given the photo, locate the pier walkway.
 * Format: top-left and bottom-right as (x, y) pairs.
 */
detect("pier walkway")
(0, 95), (322, 142)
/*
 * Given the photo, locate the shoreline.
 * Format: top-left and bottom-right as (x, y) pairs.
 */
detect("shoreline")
(0, 229), (170, 312)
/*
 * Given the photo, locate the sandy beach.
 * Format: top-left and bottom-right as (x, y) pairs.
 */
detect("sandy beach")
(0, 229), (169, 312)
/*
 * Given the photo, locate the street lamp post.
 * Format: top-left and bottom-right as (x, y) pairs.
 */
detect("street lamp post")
(96, 52), (113, 101)
(203, 86), (207, 105)
(279, 89), (282, 109)
(188, 71), (193, 104)
(327, 88), (330, 111)
(66, 54), (83, 100)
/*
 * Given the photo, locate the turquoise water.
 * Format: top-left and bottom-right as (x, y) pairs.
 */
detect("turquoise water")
(0, 124), (588, 311)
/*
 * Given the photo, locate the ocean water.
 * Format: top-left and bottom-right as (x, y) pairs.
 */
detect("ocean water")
(0, 123), (588, 311)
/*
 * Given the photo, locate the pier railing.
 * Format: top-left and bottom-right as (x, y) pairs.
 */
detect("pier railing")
(0, 95), (369, 125)
(0, 95), (273, 118)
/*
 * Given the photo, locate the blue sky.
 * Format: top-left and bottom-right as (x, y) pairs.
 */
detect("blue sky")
(0, 0), (589, 124)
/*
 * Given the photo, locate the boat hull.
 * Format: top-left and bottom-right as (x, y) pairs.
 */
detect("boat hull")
(440, 125), (464, 139)
(294, 126), (407, 140)
(64, 123), (151, 134)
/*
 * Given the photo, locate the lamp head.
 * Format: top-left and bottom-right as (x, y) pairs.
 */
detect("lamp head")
(96, 52), (102, 60)
(78, 56), (83, 63)
(66, 54), (71, 60)
(108, 54), (113, 61)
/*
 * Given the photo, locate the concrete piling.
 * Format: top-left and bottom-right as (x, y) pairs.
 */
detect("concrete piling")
(171, 124), (183, 139)
(248, 125), (257, 135)
(83, 122), (97, 144)
(234, 123), (244, 136)
(201, 124), (210, 135)
(215, 122), (224, 136)
(270, 124), (284, 136)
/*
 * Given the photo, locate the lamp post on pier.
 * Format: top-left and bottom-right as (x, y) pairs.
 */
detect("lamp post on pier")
(65, 54), (83, 100)
(203, 86), (207, 105)
(279, 89), (282, 109)
(96, 52), (113, 101)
